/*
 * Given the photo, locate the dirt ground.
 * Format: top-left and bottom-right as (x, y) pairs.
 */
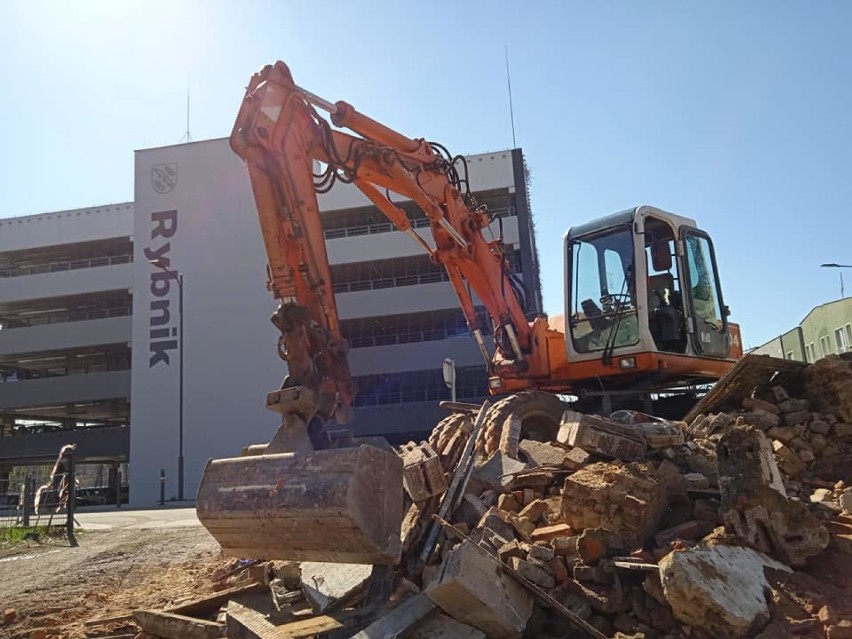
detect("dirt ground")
(0, 526), (224, 639)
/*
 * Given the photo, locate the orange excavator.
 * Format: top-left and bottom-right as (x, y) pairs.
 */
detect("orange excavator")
(196, 61), (742, 565)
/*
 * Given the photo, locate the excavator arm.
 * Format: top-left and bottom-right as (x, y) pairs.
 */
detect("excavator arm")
(231, 61), (536, 427)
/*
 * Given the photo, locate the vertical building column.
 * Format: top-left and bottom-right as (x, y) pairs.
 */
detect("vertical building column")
(511, 148), (543, 315)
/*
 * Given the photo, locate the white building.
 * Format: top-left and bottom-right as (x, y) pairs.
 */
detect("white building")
(0, 138), (541, 505)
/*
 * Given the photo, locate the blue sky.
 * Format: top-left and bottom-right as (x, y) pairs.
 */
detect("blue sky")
(1, 1), (849, 348)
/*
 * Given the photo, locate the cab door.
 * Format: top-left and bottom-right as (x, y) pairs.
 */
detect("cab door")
(679, 228), (729, 357)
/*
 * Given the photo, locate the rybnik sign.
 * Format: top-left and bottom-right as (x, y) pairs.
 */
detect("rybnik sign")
(144, 210), (179, 367)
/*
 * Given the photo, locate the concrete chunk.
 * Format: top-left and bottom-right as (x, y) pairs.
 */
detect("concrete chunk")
(469, 452), (527, 494)
(718, 428), (829, 566)
(517, 498), (548, 524)
(563, 446), (591, 470)
(405, 610), (486, 639)
(401, 443), (448, 502)
(509, 556), (555, 589)
(350, 593), (434, 638)
(427, 540), (533, 639)
(517, 439), (567, 467)
(641, 421), (685, 448)
(133, 610), (224, 639)
(558, 411), (646, 460)
(300, 562), (373, 613)
(531, 523), (574, 543)
(659, 545), (790, 639)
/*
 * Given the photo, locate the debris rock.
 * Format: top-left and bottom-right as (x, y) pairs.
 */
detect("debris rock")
(659, 545), (790, 639)
(350, 593), (435, 639)
(841, 488), (852, 515)
(531, 523), (573, 543)
(718, 428), (829, 566)
(517, 499), (548, 524)
(270, 561), (301, 590)
(401, 442), (448, 502)
(517, 439), (567, 467)
(564, 446), (591, 470)
(426, 540), (534, 639)
(497, 493), (520, 513)
(562, 462), (668, 548)
(477, 508), (516, 544)
(299, 562), (373, 613)
(527, 542), (555, 562)
(772, 440), (808, 477)
(641, 421), (685, 448)
(509, 556), (556, 589)
(469, 452), (527, 494)
(742, 397), (779, 414)
(133, 610), (225, 639)
(576, 527), (615, 566)
(683, 472), (709, 490)
(405, 610), (486, 639)
(654, 520), (708, 547)
(558, 411), (647, 460)
(497, 539), (525, 563)
(804, 355), (852, 422)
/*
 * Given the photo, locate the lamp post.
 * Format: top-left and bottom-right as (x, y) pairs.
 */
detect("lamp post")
(820, 263), (852, 299)
(442, 358), (456, 402)
(149, 259), (185, 501)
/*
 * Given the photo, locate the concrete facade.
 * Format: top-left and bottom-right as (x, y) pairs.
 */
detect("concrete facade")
(752, 298), (852, 362)
(1, 138), (541, 506)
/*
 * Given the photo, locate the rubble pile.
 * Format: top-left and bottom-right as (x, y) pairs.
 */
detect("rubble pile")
(12, 355), (847, 639)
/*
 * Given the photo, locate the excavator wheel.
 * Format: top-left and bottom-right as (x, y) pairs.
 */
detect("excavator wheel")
(427, 412), (474, 473)
(476, 391), (566, 459)
(428, 391), (566, 463)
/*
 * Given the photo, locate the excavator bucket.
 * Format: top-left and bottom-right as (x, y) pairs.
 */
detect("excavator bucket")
(196, 443), (404, 565)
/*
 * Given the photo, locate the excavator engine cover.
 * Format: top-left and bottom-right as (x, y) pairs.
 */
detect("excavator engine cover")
(196, 444), (404, 565)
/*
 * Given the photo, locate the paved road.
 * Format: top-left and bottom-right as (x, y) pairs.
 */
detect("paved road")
(75, 505), (201, 530)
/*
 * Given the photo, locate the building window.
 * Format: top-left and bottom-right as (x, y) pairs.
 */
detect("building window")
(846, 324), (852, 348)
(351, 365), (488, 407)
(836, 327), (850, 354)
(819, 335), (832, 357)
(785, 350), (794, 360)
(805, 342), (816, 363)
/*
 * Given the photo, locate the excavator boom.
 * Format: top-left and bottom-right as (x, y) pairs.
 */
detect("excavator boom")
(230, 61), (536, 425)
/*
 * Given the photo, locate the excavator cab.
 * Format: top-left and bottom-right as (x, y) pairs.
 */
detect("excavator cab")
(565, 206), (739, 385)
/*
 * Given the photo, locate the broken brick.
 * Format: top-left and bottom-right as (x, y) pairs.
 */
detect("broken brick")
(517, 499), (548, 524)
(530, 523), (573, 543)
(562, 462), (668, 548)
(510, 556), (555, 589)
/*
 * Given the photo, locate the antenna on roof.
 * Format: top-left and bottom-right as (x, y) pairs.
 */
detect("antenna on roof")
(505, 45), (517, 149)
(179, 74), (193, 143)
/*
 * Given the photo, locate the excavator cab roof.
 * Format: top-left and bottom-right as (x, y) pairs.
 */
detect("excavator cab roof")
(564, 205), (698, 241)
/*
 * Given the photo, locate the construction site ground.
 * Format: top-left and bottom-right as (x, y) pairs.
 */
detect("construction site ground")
(0, 508), (222, 639)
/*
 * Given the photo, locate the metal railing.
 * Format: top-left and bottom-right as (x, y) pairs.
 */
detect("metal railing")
(332, 260), (521, 294)
(0, 254), (132, 279)
(1, 305), (131, 329)
(323, 206), (515, 240)
(0, 363), (130, 382)
(352, 386), (483, 407)
(349, 326), (473, 348)
(333, 270), (447, 294)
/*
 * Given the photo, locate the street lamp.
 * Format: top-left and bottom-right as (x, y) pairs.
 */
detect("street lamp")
(442, 358), (456, 402)
(148, 259), (185, 501)
(820, 263), (852, 299)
